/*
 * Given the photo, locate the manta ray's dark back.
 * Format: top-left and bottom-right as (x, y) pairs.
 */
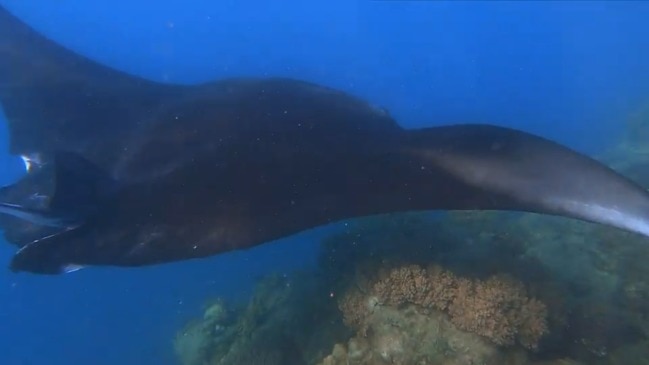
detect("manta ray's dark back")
(2, 5), (649, 275)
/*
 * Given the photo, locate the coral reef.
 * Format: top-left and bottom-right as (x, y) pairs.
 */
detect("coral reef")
(319, 303), (504, 365)
(319, 263), (548, 365)
(174, 299), (234, 365)
(174, 207), (649, 365)
(173, 274), (348, 365)
(340, 264), (548, 349)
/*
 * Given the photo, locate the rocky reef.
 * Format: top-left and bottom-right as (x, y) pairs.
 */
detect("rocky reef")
(172, 103), (649, 365)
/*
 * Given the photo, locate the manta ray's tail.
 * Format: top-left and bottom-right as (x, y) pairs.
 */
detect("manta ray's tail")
(403, 124), (649, 238)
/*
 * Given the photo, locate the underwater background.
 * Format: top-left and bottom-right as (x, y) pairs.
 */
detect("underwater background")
(1, 1), (649, 364)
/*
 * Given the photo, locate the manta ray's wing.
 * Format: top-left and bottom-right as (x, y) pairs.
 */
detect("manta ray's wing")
(0, 6), (185, 245)
(0, 6), (184, 162)
(403, 124), (649, 238)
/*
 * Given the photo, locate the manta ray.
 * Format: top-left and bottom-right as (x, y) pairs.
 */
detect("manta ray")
(1, 6), (649, 275)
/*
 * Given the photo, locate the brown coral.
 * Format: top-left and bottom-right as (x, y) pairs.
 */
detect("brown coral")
(339, 290), (374, 335)
(447, 274), (548, 349)
(340, 264), (549, 349)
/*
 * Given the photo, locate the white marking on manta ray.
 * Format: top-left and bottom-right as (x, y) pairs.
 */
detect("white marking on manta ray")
(20, 155), (32, 172)
(29, 193), (49, 207)
(61, 264), (86, 274)
(551, 199), (649, 238)
(126, 226), (168, 257)
(0, 203), (67, 227)
(20, 153), (43, 173)
(14, 227), (75, 258)
(14, 227), (86, 274)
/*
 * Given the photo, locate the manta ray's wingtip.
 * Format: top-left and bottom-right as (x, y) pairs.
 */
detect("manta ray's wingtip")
(0, 4), (183, 158)
(405, 124), (649, 241)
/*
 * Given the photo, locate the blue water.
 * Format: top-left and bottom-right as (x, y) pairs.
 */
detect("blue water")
(0, 1), (648, 364)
